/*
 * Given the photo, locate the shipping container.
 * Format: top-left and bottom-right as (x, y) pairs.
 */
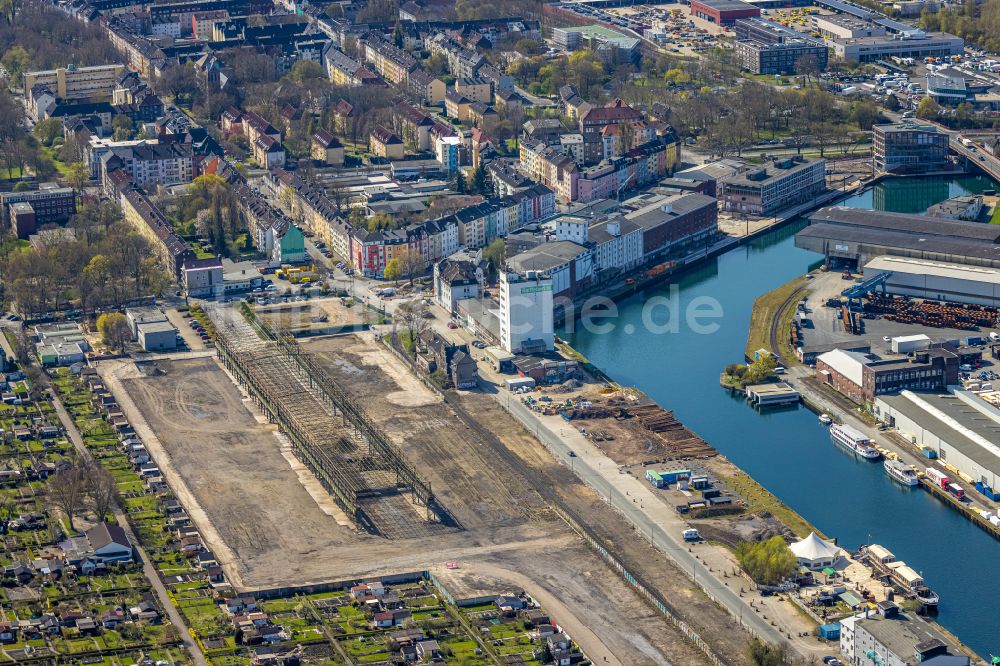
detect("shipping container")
(946, 482), (965, 500)
(925, 467), (950, 488)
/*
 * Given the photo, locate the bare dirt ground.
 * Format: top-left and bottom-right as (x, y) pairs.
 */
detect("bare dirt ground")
(450, 390), (755, 663)
(255, 297), (368, 333)
(109, 350), (720, 665)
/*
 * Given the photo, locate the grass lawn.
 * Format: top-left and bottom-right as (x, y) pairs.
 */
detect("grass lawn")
(720, 469), (820, 538)
(991, 206), (1000, 225)
(745, 275), (808, 362)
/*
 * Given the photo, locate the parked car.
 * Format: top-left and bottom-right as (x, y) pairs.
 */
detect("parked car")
(447, 322), (458, 329)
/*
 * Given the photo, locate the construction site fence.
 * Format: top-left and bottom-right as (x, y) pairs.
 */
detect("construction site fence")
(551, 505), (732, 666)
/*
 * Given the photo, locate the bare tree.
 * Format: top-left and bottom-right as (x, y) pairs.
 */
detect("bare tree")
(85, 461), (119, 522)
(394, 300), (430, 357)
(47, 464), (88, 531)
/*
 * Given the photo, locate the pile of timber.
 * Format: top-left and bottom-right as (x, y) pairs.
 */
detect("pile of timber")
(628, 404), (716, 459)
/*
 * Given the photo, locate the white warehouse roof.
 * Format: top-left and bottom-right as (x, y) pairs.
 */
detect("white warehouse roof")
(817, 348), (867, 386)
(865, 255), (1000, 286)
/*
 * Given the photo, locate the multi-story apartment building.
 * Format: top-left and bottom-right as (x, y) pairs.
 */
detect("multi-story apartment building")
(576, 136), (680, 203)
(519, 139), (579, 204)
(119, 185), (194, 279)
(361, 36), (418, 86)
(323, 44), (381, 86)
(872, 123), (950, 175)
(578, 98), (643, 135)
(100, 142), (195, 194)
(23, 63), (125, 104)
(720, 156), (826, 215)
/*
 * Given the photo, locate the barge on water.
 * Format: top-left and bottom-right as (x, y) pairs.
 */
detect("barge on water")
(861, 543), (940, 609)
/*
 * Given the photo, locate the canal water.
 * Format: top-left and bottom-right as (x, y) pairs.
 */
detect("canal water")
(567, 176), (999, 659)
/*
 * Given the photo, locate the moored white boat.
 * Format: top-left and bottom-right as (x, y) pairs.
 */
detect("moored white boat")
(819, 413), (833, 425)
(830, 423), (881, 460)
(884, 459), (919, 486)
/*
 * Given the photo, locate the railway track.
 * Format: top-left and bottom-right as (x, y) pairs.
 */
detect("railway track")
(769, 284), (807, 365)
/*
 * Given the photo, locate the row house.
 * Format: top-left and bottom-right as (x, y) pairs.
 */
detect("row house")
(322, 44), (381, 86)
(442, 185), (554, 250)
(601, 120), (658, 161)
(351, 216), (460, 278)
(427, 34), (485, 79)
(264, 169), (353, 262)
(393, 104), (435, 151)
(577, 137), (679, 203)
(445, 91), (472, 122)
(252, 134), (286, 169)
(118, 185), (195, 279)
(361, 36), (418, 86)
(519, 139), (579, 204)
(406, 69), (446, 105)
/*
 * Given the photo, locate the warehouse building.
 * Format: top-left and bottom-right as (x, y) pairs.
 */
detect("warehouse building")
(797, 207), (1000, 269)
(812, 14), (886, 39)
(689, 0), (760, 25)
(816, 347), (959, 404)
(137, 321), (177, 352)
(499, 270), (555, 354)
(551, 25), (640, 64)
(872, 123), (950, 175)
(863, 255), (1000, 307)
(874, 390), (1000, 495)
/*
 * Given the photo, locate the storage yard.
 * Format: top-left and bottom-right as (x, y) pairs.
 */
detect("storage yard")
(254, 297), (370, 334)
(100, 307), (756, 664)
(517, 385), (718, 464)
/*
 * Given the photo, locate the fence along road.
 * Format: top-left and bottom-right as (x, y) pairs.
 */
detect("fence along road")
(486, 381), (793, 652)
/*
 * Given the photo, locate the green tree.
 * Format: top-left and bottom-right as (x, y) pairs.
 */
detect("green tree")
(285, 60), (325, 82)
(96, 312), (130, 350)
(746, 639), (787, 666)
(483, 238), (505, 269)
(384, 258), (402, 284)
(111, 115), (133, 141)
(65, 161), (89, 194)
(915, 96), (941, 120)
(469, 163), (487, 194)
(1, 45), (30, 78)
(735, 536), (798, 585)
(33, 117), (62, 147)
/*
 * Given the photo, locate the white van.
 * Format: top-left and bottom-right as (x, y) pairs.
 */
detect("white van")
(990, 332), (1000, 342)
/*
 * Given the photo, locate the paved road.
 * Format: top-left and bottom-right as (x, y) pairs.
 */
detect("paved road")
(0, 320), (211, 666)
(50, 392), (209, 666)
(481, 380), (793, 650)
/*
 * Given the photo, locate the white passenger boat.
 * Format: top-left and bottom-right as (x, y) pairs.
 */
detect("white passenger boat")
(884, 459), (919, 486)
(830, 423), (881, 460)
(818, 413), (833, 425)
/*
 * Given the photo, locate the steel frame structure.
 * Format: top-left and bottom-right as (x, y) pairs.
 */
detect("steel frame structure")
(206, 303), (451, 537)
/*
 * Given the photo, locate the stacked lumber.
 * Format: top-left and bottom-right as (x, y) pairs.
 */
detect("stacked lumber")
(628, 404), (716, 459)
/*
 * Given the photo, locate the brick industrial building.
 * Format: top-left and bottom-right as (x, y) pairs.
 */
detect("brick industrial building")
(816, 347), (960, 404)
(690, 0), (760, 25)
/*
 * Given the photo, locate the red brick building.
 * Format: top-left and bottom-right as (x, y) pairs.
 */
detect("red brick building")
(690, 0), (760, 25)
